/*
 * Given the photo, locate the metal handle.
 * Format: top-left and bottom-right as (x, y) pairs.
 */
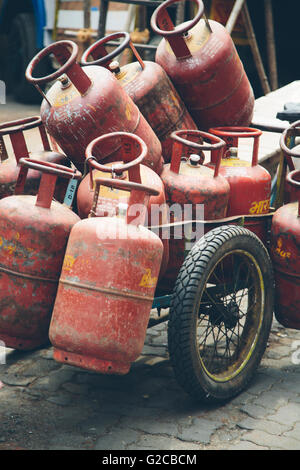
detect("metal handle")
(81, 31), (145, 70)
(91, 176), (159, 225)
(280, 120), (300, 158)
(16, 157), (82, 209)
(170, 130), (225, 177)
(18, 158), (82, 179)
(0, 116), (42, 136)
(93, 176), (159, 196)
(25, 40), (92, 97)
(151, 0), (205, 58)
(0, 116), (51, 162)
(151, 0), (204, 37)
(209, 126), (262, 166)
(86, 132), (147, 187)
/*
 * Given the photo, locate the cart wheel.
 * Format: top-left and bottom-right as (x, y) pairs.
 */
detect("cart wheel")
(168, 225), (274, 403)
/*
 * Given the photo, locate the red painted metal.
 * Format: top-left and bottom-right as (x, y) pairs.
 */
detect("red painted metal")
(158, 130), (229, 293)
(0, 116), (69, 201)
(25, 40), (164, 174)
(77, 132), (169, 277)
(208, 127), (271, 243)
(49, 177), (163, 375)
(270, 169), (300, 329)
(0, 158), (81, 350)
(151, 0), (254, 130)
(81, 31), (198, 163)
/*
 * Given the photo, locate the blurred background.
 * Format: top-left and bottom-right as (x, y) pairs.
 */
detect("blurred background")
(0, 0), (298, 104)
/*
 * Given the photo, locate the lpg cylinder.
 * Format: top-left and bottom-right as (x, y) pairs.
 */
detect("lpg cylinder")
(49, 177), (163, 375)
(0, 116), (70, 201)
(0, 158), (81, 350)
(270, 169), (300, 329)
(25, 40), (164, 174)
(151, 0), (254, 130)
(208, 127), (271, 243)
(158, 130), (229, 293)
(77, 132), (169, 277)
(80, 31), (198, 162)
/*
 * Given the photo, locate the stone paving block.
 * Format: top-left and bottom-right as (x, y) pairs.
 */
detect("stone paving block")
(268, 403), (300, 426)
(129, 434), (202, 451)
(239, 403), (269, 419)
(283, 422), (300, 441)
(46, 393), (74, 406)
(1, 374), (36, 387)
(19, 358), (61, 377)
(227, 441), (269, 450)
(246, 371), (281, 395)
(121, 415), (180, 437)
(240, 429), (300, 450)
(178, 417), (223, 445)
(62, 382), (90, 395)
(237, 416), (291, 434)
(30, 367), (75, 392)
(95, 428), (140, 450)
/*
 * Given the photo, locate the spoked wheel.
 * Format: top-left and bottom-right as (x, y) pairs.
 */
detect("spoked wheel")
(168, 225), (274, 403)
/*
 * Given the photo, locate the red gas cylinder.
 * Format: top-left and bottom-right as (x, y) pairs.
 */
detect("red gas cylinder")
(49, 177), (163, 375)
(80, 31), (198, 162)
(208, 127), (271, 243)
(270, 169), (300, 329)
(158, 130), (229, 293)
(0, 116), (70, 201)
(279, 121), (300, 203)
(0, 158), (81, 350)
(77, 132), (169, 277)
(151, 0), (254, 130)
(25, 40), (163, 174)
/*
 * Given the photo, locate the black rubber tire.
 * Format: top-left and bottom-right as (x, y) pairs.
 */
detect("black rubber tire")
(5, 13), (49, 104)
(168, 225), (274, 403)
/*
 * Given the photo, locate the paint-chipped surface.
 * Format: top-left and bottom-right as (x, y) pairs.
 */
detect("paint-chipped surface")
(155, 20), (254, 130)
(0, 196), (80, 350)
(49, 218), (163, 374)
(41, 65), (163, 174)
(116, 61), (197, 162)
(270, 202), (300, 329)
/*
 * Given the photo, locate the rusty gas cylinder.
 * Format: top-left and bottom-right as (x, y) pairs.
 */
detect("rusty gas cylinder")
(0, 158), (81, 350)
(158, 130), (229, 293)
(208, 127), (271, 243)
(151, 0), (254, 130)
(270, 169), (300, 329)
(49, 176), (163, 375)
(0, 115), (70, 201)
(77, 132), (169, 277)
(25, 40), (164, 174)
(80, 31), (198, 162)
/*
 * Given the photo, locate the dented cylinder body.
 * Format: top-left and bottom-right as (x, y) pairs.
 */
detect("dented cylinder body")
(111, 61), (197, 162)
(270, 202), (300, 329)
(49, 217), (163, 374)
(0, 195), (80, 350)
(154, 19), (254, 130)
(159, 160), (230, 293)
(40, 66), (164, 174)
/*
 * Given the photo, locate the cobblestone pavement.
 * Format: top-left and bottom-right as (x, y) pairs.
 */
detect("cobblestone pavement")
(0, 314), (299, 451)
